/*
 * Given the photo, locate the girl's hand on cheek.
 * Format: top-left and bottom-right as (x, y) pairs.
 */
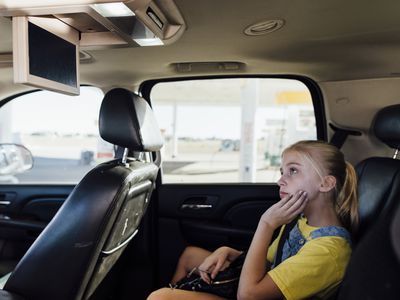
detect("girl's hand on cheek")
(260, 190), (308, 229)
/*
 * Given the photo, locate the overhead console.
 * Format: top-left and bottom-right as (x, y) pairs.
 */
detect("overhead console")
(0, 0), (185, 95)
(0, 0), (186, 48)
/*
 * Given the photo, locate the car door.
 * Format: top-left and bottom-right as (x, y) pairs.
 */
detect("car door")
(155, 183), (279, 286)
(0, 183), (74, 275)
(140, 77), (326, 290)
(0, 86), (110, 277)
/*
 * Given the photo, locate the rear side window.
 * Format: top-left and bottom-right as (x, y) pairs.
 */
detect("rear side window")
(0, 86), (113, 184)
(150, 78), (317, 183)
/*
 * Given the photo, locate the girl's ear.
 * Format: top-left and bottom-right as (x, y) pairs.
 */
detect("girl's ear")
(320, 175), (336, 192)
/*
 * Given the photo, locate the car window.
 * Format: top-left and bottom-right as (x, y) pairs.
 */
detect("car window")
(151, 78), (317, 183)
(0, 86), (113, 184)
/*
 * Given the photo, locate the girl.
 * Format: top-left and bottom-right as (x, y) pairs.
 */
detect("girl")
(148, 140), (358, 300)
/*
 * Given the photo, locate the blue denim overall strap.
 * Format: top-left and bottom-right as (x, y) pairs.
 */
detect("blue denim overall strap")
(271, 222), (351, 269)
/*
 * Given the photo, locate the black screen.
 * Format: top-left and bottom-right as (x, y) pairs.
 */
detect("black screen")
(28, 22), (77, 88)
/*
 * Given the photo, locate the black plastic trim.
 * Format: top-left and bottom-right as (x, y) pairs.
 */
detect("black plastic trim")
(140, 74), (327, 141)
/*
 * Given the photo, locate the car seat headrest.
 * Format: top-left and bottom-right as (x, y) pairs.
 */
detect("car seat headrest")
(99, 88), (164, 151)
(373, 104), (400, 150)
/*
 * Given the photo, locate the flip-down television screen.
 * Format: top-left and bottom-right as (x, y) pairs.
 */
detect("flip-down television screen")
(13, 16), (80, 95)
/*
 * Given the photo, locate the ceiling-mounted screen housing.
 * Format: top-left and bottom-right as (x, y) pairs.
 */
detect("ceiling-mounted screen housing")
(0, 0), (186, 49)
(13, 16), (80, 95)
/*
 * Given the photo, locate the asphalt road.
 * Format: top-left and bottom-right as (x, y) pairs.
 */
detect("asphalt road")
(15, 157), (95, 184)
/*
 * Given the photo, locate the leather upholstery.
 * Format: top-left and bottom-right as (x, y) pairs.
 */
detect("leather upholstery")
(355, 104), (400, 242)
(338, 193), (400, 299)
(391, 203), (400, 263)
(355, 158), (400, 240)
(4, 89), (162, 300)
(373, 104), (400, 149)
(0, 290), (24, 300)
(338, 104), (400, 299)
(99, 88), (163, 151)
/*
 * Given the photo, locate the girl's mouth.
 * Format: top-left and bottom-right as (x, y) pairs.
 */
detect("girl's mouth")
(279, 192), (289, 199)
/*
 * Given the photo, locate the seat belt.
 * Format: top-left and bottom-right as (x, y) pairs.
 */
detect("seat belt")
(273, 216), (300, 267)
(329, 123), (361, 149)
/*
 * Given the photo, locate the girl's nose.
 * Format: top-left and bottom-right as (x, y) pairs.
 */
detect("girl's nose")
(277, 175), (285, 186)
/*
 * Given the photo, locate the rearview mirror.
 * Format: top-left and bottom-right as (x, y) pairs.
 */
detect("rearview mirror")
(0, 144), (33, 176)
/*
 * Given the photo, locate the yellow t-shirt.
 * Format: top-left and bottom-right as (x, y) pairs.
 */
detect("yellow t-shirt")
(266, 217), (352, 300)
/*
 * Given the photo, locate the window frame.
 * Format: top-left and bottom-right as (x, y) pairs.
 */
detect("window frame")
(140, 75), (326, 184)
(141, 75), (326, 140)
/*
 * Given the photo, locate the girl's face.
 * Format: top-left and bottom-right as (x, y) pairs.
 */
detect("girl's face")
(277, 150), (324, 201)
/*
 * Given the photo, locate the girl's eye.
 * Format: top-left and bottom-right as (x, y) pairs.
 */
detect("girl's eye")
(289, 167), (298, 176)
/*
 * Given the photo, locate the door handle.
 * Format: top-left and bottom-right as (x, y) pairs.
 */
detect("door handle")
(0, 192), (16, 207)
(180, 195), (219, 211)
(181, 204), (213, 210)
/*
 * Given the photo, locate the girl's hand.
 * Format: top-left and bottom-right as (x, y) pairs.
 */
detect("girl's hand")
(260, 190), (308, 229)
(197, 246), (238, 283)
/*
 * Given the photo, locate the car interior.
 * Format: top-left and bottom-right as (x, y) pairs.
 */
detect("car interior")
(0, 1), (399, 300)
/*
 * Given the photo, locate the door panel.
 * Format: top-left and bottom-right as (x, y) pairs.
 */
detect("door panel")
(156, 183), (279, 286)
(0, 185), (73, 276)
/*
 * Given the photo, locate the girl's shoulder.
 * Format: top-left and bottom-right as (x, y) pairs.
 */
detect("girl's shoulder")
(301, 229), (352, 260)
(311, 226), (352, 244)
(298, 216), (352, 245)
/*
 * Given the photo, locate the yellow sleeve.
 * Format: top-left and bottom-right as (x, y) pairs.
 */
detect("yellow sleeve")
(267, 237), (351, 300)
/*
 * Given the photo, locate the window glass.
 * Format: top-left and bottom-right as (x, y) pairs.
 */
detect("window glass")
(0, 86), (113, 184)
(151, 78), (317, 183)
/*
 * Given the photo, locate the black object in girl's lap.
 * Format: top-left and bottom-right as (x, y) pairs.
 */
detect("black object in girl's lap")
(171, 251), (247, 299)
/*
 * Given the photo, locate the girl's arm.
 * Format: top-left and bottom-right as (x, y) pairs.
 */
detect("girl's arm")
(198, 246), (243, 283)
(238, 190), (308, 300)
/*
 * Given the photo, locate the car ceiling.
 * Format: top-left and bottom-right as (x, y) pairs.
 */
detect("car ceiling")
(1, 0), (400, 143)
(76, 0), (400, 84)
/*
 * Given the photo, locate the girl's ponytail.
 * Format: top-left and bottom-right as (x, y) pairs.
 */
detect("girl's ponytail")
(336, 161), (359, 234)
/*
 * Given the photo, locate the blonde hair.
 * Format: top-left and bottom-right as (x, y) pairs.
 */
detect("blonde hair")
(283, 140), (359, 234)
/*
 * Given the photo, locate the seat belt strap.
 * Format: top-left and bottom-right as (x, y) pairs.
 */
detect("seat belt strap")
(329, 123), (361, 149)
(273, 215), (300, 267)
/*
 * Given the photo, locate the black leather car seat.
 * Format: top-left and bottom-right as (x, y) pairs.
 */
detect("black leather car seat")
(337, 104), (400, 299)
(353, 104), (400, 242)
(338, 198), (400, 299)
(2, 88), (163, 300)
